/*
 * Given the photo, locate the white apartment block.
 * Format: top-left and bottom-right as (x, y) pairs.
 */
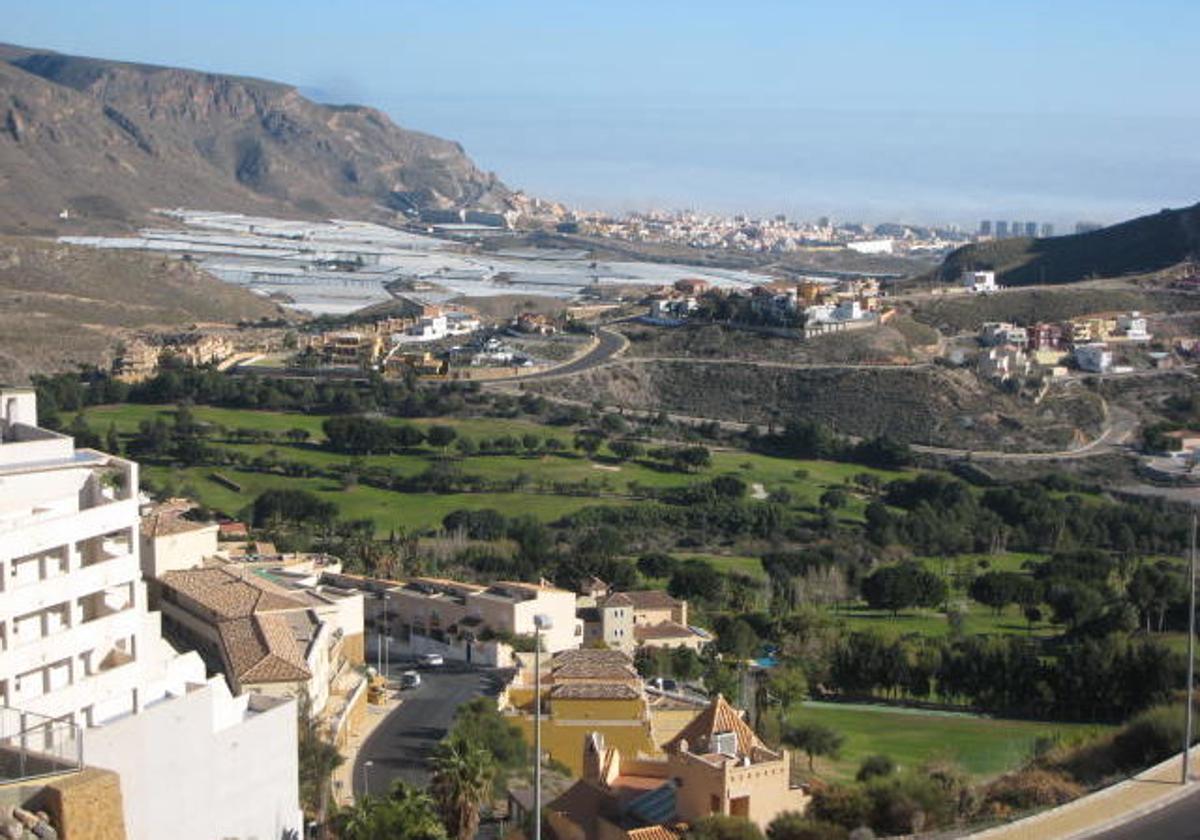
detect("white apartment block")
(0, 388), (301, 839)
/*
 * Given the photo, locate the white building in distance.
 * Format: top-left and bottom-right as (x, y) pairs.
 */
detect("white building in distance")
(961, 270), (998, 293)
(0, 388), (301, 840)
(1074, 343), (1114, 373)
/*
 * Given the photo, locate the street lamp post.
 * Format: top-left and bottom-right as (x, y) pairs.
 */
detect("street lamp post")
(361, 760), (374, 798)
(1183, 508), (1197, 785)
(533, 613), (553, 840)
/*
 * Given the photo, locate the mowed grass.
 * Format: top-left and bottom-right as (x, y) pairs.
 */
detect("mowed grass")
(829, 602), (1057, 640)
(75, 403), (909, 532)
(675, 553), (767, 581)
(793, 702), (1111, 781)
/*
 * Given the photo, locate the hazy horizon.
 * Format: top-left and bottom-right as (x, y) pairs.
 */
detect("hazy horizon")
(8, 0), (1200, 229)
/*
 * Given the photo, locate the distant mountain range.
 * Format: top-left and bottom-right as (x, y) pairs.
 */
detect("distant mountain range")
(934, 201), (1200, 286)
(0, 43), (512, 233)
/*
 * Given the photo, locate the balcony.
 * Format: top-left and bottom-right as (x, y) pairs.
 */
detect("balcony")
(0, 705), (82, 783)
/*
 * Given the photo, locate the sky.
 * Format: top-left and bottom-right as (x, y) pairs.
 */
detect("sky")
(6, 0), (1200, 227)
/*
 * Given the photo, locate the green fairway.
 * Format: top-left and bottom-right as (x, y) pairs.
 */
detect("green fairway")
(74, 403), (909, 533)
(676, 553), (767, 580)
(792, 702), (1111, 781)
(828, 600), (1057, 640)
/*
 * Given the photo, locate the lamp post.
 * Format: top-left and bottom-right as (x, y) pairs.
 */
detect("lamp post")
(361, 760), (374, 798)
(375, 592), (385, 676)
(1183, 507), (1197, 785)
(532, 613), (553, 840)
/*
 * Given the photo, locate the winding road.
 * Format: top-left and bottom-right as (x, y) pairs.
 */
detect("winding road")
(1088, 785), (1200, 839)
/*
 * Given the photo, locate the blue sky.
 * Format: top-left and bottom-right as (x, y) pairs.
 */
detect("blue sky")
(7, 1), (1200, 226)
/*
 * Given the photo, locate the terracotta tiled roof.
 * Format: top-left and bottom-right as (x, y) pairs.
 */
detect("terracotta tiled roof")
(218, 614), (311, 685)
(601, 592), (634, 608)
(547, 781), (606, 838)
(160, 567), (309, 619)
(634, 621), (701, 642)
(551, 649), (639, 681)
(662, 694), (764, 759)
(610, 591), (680, 611)
(140, 502), (215, 538)
(551, 684), (640, 701)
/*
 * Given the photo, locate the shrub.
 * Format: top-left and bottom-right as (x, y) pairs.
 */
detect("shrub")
(808, 783), (871, 830)
(980, 769), (1084, 820)
(766, 812), (847, 840)
(855, 755), (896, 783)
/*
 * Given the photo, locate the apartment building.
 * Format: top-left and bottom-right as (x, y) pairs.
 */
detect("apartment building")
(382, 576), (582, 660)
(0, 388), (301, 840)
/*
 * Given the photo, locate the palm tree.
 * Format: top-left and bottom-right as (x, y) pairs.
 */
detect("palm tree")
(297, 691), (343, 835)
(430, 736), (496, 840)
(335, 783), (447, 840)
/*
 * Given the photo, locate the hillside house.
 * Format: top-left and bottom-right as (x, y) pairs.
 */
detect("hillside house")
(1074, 343), (1114, 373)
(960, 270), (998, 293)
(980, 322), (1029, 348)
(546, 694), (810, 839)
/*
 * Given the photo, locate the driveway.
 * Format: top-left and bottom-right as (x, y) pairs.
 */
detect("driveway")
(351, 663), (509, 797)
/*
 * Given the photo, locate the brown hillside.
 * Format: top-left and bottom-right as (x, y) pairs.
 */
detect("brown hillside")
(0, 236), (288, 382)
(0, 43), (510, 233)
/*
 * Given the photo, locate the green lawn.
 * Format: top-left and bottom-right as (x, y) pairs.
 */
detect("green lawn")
(675, 553), (767, 581)
(828, 602), (1057, 640)
(74, 403), (909, 533)
(792, 701), (1111, 781)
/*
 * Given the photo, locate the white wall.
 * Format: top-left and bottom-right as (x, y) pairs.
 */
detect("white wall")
(83, 677), (302, 840)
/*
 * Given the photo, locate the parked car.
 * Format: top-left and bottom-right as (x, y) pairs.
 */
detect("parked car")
(400, 670), (421, 689)
(417, 653), (444, 668)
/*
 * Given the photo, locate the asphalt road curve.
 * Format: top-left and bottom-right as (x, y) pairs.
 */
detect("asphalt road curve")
(352, 664), (508, 797)
(488, 326), (627, 383)
(1088, 783), (1200, 839)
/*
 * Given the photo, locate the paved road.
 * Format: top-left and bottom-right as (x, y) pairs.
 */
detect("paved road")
(1088, 782), (1200, 839)
(484, 326), (628, 383)
(351, 664), (507, 797)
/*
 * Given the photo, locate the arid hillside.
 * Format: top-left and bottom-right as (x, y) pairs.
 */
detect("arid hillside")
(0, 43), (511, 234)
(0, 237), (288, 382)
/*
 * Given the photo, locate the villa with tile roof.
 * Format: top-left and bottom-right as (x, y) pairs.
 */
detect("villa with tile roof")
(547, 694), (810, 840)
(579, 589), (709, 654)
(156, 564), (359, 712)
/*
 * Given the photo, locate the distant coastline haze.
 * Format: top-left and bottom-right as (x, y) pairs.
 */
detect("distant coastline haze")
(9, 0), (1199, 226)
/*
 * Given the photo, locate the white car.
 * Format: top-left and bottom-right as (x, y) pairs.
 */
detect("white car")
(400, 670), (421, 689)
(417, 653), (444, 668)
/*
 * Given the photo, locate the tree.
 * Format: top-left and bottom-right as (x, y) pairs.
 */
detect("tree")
(297, 691), (343, 830)
(573, 430), (605, 458)
(768, 665), (809, 711)
(335, 782), (447, 840)
(638, 552), (679, 579)
(783, 722), (845, 773)
(819, 488), (848, 510)
(686, 815), (765, 840)
(719, 619), (761, 660)
(969, 571), (1037, 615)
(669, 560), (726, 604)
(427, 424), (458, 452)
(430, 736), (495, 840)
(861, 562), (947, 616)
(104, 422), (122, 455)
(609, 439), (644, 462)
(766, 813), (848, 840)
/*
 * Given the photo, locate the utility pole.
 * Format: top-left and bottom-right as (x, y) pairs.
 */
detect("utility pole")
(1183, 508), (1197, 785)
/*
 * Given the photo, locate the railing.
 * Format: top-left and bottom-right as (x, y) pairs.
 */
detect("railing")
(0, 706), (83, 783)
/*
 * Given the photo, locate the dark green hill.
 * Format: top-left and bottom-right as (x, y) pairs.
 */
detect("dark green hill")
(932, 202), (1200, 286)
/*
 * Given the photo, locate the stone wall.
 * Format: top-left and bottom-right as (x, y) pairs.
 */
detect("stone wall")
(36, 768), (127, 840)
